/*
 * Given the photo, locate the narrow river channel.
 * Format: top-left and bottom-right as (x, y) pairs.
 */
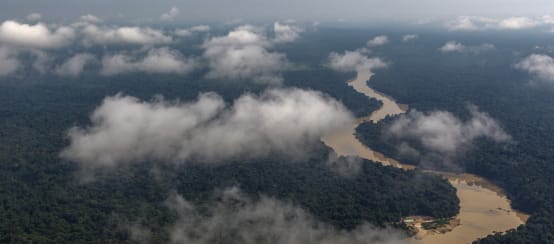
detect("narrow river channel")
(321, 69), (529, 243)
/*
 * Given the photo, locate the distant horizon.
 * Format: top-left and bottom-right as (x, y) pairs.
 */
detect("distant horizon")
(3, 0), (554, 25)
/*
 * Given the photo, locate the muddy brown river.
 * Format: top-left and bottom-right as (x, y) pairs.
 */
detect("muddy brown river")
(321, 69), (529, 243)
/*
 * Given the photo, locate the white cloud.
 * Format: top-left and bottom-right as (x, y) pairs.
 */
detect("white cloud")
(100, 47), (196, 75)
(515, 53), (554, 81)
(207, 25), (267, 46)
(174, 25), (211, 37)
(387, 105), (511, 155)
(497, 17), (539, 29)
(81, 24), (172, 46)
(446, 16), (495, 31)
(0, 20), (75, 49)
(160, 7), (180, 21)
(26, 13), (42, 22)
(0, 47), (54, 76)
(446, 16), (547, 31)
(29, 49), (51, 74)
(202, 25), (287, 84)
(329, 49), (387, 73)
(61, 88), (353, 169)
(55, 53), (96, 77)
(0, 46), (20, 76)
(80, 14), (103, 23)
(401, 34), (418, 42)
(163, 187), (407, 244)
(439, 41), (465, 52)
(439, 41), (495, 54)
(366, 35), (389, 47)
(273, 22), (302, 43)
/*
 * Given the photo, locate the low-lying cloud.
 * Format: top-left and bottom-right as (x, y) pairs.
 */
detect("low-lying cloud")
(439, 41), (495, 54)
(28, 49), (51, 74)
(273, 22), (302, 43)
(0, 20), (75, 49)
(329, 49), (387, 73)
(366, 35), (389, 47)
(174, 25), (210, 37)
(80, 14), (103, 23)
(401, 34), (418, 42)
(61, 88), (353, 169)
(386, 105), (511, 156)
(81, 24), (172, 46)
(55, 53), (96, 77)
(202, 25), (290, 84)
(100, 47), (197, 75)
(159, 187), (407, 244)
(446, 15), (554, 31)
(0, 16), (309, 80)
(515, 53), (554, 81)
(160, 7), (180, 21)
(0, 46), (20, 76)
(0, 17), (176, 50)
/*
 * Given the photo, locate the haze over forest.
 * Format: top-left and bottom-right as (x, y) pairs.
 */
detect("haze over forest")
(0, 1), (554, 243)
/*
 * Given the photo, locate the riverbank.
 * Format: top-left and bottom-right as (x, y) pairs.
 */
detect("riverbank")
(321, 69), (529, 244)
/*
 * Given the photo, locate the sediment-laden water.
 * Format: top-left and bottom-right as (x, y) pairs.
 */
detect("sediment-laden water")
(321, 69), (528, 243)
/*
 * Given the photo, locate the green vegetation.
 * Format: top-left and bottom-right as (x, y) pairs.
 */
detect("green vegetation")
(0, 66), (457, 242)
(355, 31), (554, 243)
(4, 29), (554, 242)
(175, 148), (459, 230)
(421, 218), (452, 230)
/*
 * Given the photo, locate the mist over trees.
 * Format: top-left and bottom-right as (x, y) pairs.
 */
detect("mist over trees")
(1, 12), (554, 243)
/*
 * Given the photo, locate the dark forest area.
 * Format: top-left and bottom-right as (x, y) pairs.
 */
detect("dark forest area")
(359, 39), (554, 242)
(0, 67), (457, 242)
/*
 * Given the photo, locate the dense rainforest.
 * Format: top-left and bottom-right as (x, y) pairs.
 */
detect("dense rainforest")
(355, 30), (554, 243)
(0, 65), (456, 242)
(2, 27), (554, 243)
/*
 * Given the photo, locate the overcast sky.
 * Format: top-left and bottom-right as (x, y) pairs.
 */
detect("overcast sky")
(3, 0), (554, 24)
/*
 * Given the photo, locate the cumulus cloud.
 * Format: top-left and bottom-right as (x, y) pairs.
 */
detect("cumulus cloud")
(439, 41), (495, 54)
(174, 25), (210, 37)
(401, 34), (418, 42)
(0, 47), (53, 76)
(446, 16), (551, 31)
(0, 46), (20, 76)
(329, 49), (387, 73)
(100, 47), (196, 75)
(81, 24), (172, 46)
(0, 20), (75, 49)
(439, 41), (465, 52)
(80, 14), (102, 23)
(366, 35), (389, 47)
(26, 13), (42, 22)
(162, 187), (406, 244)
(272, 22), (302, 43)
(160, 7), (180, 21)
(202, 25), (287, 84)
(61, 88), (353, 169)
(515, 53), (554, 81)
(55, 53), (96, 77)
(29, 49), (51, 74)
(0, 18), (175, 49)
(497, 17), (540, 29)
(386, 105), (511, 156)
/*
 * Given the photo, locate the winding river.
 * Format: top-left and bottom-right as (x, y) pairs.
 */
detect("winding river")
(321, 69), (529, 243)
